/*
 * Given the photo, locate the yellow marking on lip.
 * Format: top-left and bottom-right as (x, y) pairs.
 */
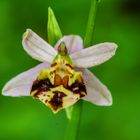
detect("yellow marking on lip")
(30, 42), (87, 113)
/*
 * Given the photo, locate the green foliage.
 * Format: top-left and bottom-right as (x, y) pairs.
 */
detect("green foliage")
(0, 0), (140, 140)
(47, 7), (62, 46)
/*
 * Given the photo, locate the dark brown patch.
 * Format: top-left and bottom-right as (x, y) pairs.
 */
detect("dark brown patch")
(49, 91), (66, 111)
(51, 63), (57, 67)
(66, 64), (74, 69)
(69, 81), (87, 97)
(31, 78), (53, 97)
(33, 90), (43, 98)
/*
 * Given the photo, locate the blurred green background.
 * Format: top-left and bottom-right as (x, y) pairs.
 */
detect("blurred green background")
(0, 0), (140, 140)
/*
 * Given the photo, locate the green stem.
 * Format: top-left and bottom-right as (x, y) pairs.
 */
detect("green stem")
(64, 0), (99, 140)
(84, 0), (100, 48)
(64, 101), (83, 140)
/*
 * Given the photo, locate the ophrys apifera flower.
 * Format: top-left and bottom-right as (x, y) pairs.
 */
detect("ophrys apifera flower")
(2, 29), (117, 113)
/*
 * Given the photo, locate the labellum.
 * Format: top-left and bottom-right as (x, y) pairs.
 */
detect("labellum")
(31, 42), (87, 113)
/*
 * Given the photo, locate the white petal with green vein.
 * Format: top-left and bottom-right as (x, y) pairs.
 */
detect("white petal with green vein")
(22, 29), (57, 63)
(81, 68), (112, 106)
(2, 63), (50, 97)
(71, 42), (118, 68)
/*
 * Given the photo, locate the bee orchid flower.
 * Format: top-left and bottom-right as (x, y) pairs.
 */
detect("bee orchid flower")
(2, 29), (117, 113)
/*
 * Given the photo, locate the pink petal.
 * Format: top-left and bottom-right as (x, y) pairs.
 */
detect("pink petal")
(81, 68), (112, 106)
(71, 42), (118, 68)
(2, 63), (50, 97)
(55, 35), (83, 54)
(22, 29), (57, 63)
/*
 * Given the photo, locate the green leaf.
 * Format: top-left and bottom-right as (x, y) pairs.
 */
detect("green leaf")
(47, 7), (62, 46)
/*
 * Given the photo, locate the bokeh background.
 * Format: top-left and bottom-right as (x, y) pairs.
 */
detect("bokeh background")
(0, 0), (140, 140)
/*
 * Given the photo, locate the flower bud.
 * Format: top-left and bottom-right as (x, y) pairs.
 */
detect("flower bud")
(47, 7), (62, 45)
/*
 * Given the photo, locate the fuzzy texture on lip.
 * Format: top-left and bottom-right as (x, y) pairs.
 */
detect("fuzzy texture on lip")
(2, 29), (118, 112)
(30, 42), (87, 113)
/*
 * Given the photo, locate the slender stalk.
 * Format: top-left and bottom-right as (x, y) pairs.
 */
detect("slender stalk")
(84, 0), (100, 48)
(64, 0), (99, 140)
(64, 101), (83, 140)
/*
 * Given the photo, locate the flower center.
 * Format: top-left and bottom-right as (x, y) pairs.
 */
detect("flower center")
(31, 42), (87, 113)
